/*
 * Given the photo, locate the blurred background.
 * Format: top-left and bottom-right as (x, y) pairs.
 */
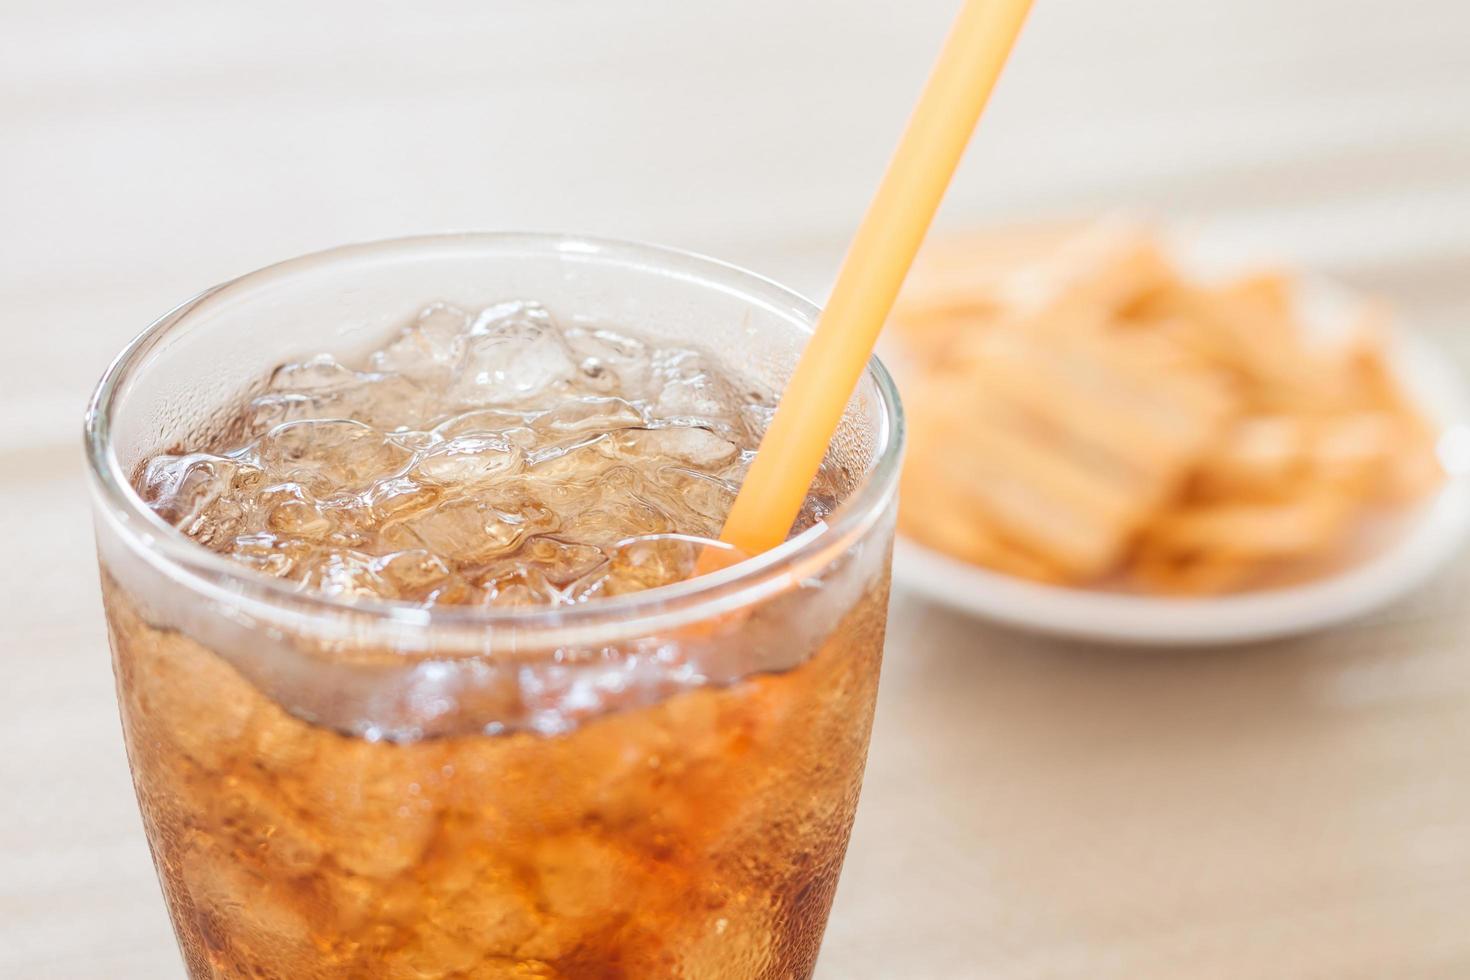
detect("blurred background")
(5, 1), (1470, 976)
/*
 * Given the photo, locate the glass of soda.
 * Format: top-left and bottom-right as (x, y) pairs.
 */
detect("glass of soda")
(85, 234), (902, 979)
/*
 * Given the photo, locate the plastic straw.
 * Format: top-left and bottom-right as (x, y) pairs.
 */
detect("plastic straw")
(712, 0), (1034, 560)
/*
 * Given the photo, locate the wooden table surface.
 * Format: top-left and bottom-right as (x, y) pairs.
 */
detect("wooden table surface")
(5, 2), (1470, 976)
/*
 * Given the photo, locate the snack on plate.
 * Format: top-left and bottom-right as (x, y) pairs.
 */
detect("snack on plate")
(893, 219), (1443, 594)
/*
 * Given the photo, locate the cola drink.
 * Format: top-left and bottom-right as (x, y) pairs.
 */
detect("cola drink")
(88, 237), (901, 979)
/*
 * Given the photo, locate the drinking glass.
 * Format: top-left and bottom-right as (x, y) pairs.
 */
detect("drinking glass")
(85, 234), (903, 979)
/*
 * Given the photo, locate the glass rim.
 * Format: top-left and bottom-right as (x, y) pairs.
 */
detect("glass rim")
(83, 231), (905, 633)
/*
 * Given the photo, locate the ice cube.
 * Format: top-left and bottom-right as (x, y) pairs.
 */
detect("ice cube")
(568, 326), (647, 361)
(742, 398), (778, 436)
(265, 498), (335, 540)
(140, 453), (263, 548)
(212, 779), (324, 874)
(252, 712), (318, 773)
(533, 396), (646, 436)
(431, 407), (541, 439)
(228, 531), (315, 578)
(649, 347), (743, 432)
(606, 534), (701, 592)
(411, 434), (523, 487)
(529, 835), (641, 920)
(257, 419), (413, 497)
(652, 465), (737, 527)
(299, 762), (439, 879)
(145, 629), (255, 769)
(570, 534), (698, 599)
(525, 432), (618, 472)
(299, 549), (392, 599)
(394, 495), (558, 564)
(249, 373), (432, 434)
(475, 567), (564, 607)
(375, 550), (452, 600)
(564, 325), (652, 393)
(342, 373), (437, 431)
(384, 429), (439, 454)
(384, 925), (485, 977)
(448, 302), (576, 407)
(419, 574), (477, 607)
(178, 848), (314, 956)
(515, 535), (607, 586)
(621, 426), (737, 467)
(359, 475), (442, 525)
(268, 353), (359, 392)
(797, 491), (837, 531)
(137, 297), (804, 613)
(369, 302), (471, 384)
(550, 469), (670, 551)
(428, 864), (540, 953)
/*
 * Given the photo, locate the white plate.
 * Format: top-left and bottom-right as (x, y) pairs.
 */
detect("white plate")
(892, 282), (1470, 646)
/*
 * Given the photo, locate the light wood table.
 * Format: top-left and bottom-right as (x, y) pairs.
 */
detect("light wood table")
(5, 1), (1470, 976)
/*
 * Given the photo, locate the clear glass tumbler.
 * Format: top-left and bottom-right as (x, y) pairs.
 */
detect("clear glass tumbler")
(85, 234), (902, 979)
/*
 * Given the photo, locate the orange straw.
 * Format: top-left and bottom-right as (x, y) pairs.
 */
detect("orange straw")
(711, 0), (1034, 562)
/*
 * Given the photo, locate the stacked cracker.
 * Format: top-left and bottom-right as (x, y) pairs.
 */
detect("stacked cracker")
(895, 220), (1442, 593)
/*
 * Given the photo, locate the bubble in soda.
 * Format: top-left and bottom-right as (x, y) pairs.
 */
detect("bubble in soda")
(138, 301), (838, 605)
